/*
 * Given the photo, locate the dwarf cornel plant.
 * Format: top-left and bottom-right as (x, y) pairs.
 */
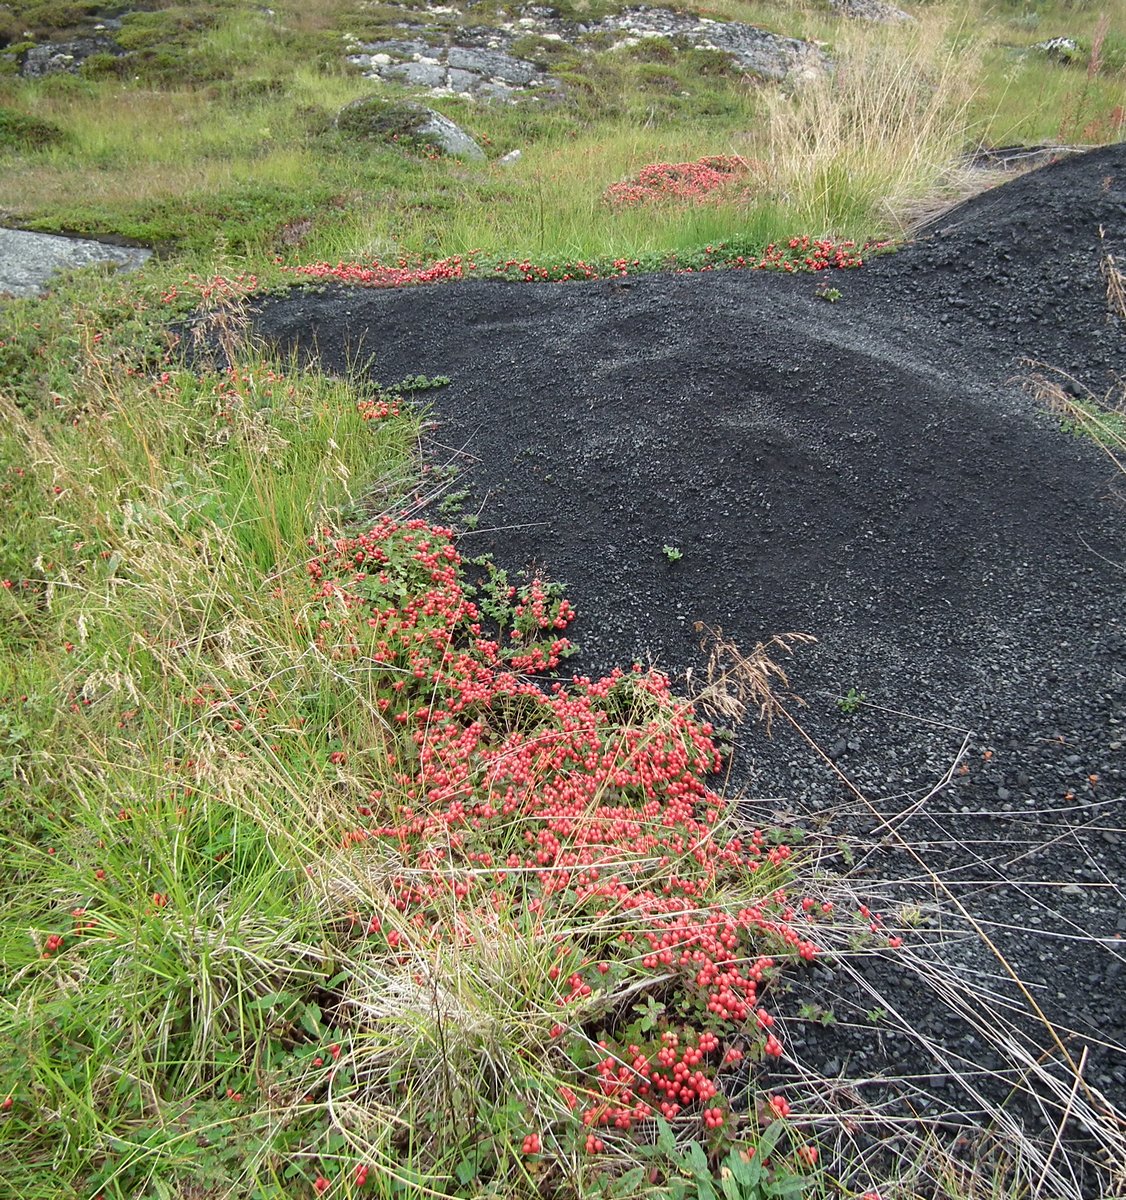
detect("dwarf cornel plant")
(0, 293), (880, 1197)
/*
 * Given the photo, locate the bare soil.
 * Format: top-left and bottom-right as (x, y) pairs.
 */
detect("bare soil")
(253, 143), (1125, 1189)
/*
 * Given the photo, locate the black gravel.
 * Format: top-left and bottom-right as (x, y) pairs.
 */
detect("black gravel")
(253, 143), (1125, 1190)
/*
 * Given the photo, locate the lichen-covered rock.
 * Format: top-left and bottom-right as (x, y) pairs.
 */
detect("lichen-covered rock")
(334, 96), (485, 160)
(384, 61), (448, 88)
(599, 8), (828, 81)
(347, 36), (548, 98)
(1032, 36), (1081, 64)
(446, 45), (538, 84)
(0, 227), (150, 298)
(19, 36), (123, 78)
(829, 0), (914, 23)
(345, 4), (829, 98)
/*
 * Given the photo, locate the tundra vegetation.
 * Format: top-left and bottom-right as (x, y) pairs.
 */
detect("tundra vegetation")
(0, 0), (1123, 1196)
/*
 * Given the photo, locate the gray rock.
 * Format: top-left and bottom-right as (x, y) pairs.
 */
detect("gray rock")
(447, 46), (538, 84)
(475, 81), (519, 103)
(1033, 36), (1081, 64)
(345, 5), (827, 95)
(355, 38), (431, 58)
(20, 37), (122, 78)
(385, 61), (449, 88)
(600, 8), (828, 81)
(0, 228), (151, 298)
(415, 108), (486, 159)
(830, 0), (914, 22)
(334, 96), (485, 160)
(446, 68), (479, 93)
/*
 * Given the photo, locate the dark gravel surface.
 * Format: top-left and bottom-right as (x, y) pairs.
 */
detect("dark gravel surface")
(253, 144), (1125, 1189)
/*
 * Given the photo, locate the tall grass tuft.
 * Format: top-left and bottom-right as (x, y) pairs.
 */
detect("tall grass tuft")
(758, 14), (979, 237)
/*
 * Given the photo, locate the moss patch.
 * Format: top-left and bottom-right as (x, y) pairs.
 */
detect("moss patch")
(0, 103), (65, 149)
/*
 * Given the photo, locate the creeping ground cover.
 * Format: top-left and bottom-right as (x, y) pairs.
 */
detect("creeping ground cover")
(1, 0), (1124, 1191)
(0, 291), (889, 1198)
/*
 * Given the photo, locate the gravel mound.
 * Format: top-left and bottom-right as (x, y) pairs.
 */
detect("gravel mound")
(253, 143), (1125, 1187)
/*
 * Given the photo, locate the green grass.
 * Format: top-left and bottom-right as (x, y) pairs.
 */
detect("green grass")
(0, 0), (1117, 264)
(0, 277), (849, 1197)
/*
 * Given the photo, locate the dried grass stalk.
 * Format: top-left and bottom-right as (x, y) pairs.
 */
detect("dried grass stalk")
(692, 622), (815, 734)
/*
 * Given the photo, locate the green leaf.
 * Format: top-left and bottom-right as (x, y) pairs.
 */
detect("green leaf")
(248, 990), (295, 1010)
(609, 1165), (648, 1196)
(685, 1143), (709, 1177)
(766, 1173), (810, 1199)
(720, 1171), (743, 1200)
(726, 1149), (761, 1191)
(695, 1176), (718, 1200)
(656, 1117), (678, 1156)
(756, 1121), (785, 1160)
(301, 1003), (322, 1037)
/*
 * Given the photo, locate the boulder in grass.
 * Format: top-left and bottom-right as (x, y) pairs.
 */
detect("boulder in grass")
(829, 0), (914, 23)
(1033, 36), (1081, 65)
(334, 97), (486, 161)
(19, 36), (123, 78)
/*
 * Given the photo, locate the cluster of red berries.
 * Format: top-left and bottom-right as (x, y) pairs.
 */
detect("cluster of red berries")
(297, 515), (862, 1159)
(603, 155), (761, 210)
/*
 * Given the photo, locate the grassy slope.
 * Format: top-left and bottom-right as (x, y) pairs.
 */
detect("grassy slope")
(0, 0), (1121, 263)
(1, 1), (1124, 1197)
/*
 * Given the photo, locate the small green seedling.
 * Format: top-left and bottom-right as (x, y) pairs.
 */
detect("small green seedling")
(662, 544), (683, 562)
(837, 687), (865, 714)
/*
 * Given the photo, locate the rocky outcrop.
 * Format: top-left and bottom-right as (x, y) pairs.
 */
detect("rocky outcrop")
(18, 36), (124, 78)
(345, 4), (830, 99)
(0, 228), (150, 298)
(347, 37), (547, 101)
(334, 96), (486, 160)
(597, 8), (828, 81)
(829, 0), (914, 23)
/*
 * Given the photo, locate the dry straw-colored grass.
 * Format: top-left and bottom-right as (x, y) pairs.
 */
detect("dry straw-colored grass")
(754, 12), (980, 236)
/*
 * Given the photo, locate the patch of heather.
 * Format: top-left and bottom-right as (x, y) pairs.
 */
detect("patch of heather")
(279, 236), (874, 293)
(602, 155), (764, 210)
(303, 514), (877, 1176)
(155, 238), (879, 319)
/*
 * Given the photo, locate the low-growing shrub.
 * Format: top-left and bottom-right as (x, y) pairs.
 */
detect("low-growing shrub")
(603, 155), (760, 209)
(0, 103), (65, 149)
